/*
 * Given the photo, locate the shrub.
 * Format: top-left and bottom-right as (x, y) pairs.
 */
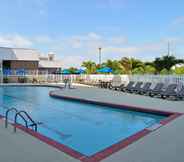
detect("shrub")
(18, 77), (28, 83)
(3, 77), (9, 83)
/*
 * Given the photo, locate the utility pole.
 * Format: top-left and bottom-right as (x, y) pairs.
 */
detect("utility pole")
(168, 42), (170, 56)
(98, 47), (102, 66)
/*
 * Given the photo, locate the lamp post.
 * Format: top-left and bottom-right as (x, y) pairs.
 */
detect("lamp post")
(98, 47), (102, 66)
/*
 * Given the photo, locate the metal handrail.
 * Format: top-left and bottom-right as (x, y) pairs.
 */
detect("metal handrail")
(14, 111), (37, 132)
(5, 108), (18, 128)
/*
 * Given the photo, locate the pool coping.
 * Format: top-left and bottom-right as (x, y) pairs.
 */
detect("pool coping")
(0, 85), (182, 162)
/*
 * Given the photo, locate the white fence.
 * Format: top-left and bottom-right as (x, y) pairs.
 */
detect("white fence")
(1, 74), (184, 87)
(129, 75), (184, 87)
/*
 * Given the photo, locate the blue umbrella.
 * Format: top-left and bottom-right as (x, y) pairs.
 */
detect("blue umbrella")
(3, 69), (12, 75)
(16, 69), (26, 75)
(61, 69), (71, 74)
(96, 67), (113, 73)
(75, 69), (85, 74)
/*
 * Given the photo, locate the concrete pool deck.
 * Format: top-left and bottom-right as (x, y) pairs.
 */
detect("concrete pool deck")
(0, 85), (184, 162)
(0, 118), (80, 162)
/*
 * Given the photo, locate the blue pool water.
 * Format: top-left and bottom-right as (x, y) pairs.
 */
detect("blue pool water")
(0, 86), (166, 156)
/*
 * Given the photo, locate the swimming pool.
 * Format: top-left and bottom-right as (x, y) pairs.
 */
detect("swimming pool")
(0, 86), (173, 160)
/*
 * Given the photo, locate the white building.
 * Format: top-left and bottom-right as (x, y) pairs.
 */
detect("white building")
(0, 47), (62, 75)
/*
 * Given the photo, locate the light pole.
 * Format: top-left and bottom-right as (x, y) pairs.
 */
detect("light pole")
(98, 47), (102, 66)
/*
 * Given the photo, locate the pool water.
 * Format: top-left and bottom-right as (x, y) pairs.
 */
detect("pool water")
(0, 86), (166, 156)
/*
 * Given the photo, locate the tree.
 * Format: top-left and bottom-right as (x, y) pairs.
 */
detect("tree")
(160, 68), (172, 75)
(144, 65), (156, 74)
(153, 55), (184, 73)
(119, 57), (145, 74)
(132, 67), (145, 74)
(68, 67), (77, 74)
(81, 61), (96, 74)
(103, 60), (125, 74)
(173, 66), (184, 74)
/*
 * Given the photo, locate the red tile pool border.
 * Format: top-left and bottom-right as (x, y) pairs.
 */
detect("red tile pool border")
(0, 88), (182, 162)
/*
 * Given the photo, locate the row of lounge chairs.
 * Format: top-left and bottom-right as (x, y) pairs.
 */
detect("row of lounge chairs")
(109, 81), (184, 100)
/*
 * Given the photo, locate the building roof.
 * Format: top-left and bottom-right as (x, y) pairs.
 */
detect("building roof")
(0, 47), (40, 61)
(39, 60), (62, 68)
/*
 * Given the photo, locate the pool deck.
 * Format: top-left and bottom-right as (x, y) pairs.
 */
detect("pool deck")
(0, 85), (184, 162)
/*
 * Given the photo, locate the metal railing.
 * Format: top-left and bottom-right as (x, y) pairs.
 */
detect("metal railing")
(5, 107), (18, 128)
(5, 108), (38, 133)
(14, 111), (38, 132)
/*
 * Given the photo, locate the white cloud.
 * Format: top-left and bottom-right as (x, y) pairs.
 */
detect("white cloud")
(0, 32), (183, 67)
(33, 36), (53, 44)
(60, 55), (85, 68)
(87, 32), (102, 40)
(110, 37), (128, 44)
(0, 34), (33, 48)
(104, 46), (150, 58)
(172, 16), (184, 26)
(69, 38), (82, 48)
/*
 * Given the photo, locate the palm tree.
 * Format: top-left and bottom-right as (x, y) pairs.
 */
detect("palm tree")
(68, 67), (77, 74)
(119, 57), (145, 74)
(103, 60), (125, 74)
(144, 65), (156, 74)
(81, 61), (96, 74)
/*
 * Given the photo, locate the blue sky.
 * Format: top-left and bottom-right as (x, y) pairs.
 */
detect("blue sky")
(0, 0), (184, 67)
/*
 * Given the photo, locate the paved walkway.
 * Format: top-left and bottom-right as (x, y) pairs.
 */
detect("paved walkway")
(0, 85), (184, 162)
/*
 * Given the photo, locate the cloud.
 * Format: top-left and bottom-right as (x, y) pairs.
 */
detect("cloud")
(88, 32), (102, 40)
(66, 33), (128, 50)
(172, 16), (184, 26)
(110, 37), (128, 44)
(0, 34), (33, 48)
(170, 16), (184, 31)
(0, 32), (183, 67)
(103, 42), (163, 60)
(60, 55), (85, 68)
(33, 36), (53, 44)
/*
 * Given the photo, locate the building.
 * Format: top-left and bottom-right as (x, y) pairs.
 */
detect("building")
(0, 47), (62, 75)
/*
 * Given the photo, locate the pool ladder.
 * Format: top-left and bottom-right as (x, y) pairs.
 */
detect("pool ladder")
(5, 108), (38, 133)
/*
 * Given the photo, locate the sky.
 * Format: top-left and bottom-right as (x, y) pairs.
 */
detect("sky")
(0, 0), (184, 67)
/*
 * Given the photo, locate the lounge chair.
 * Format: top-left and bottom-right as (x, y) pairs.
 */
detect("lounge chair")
(149, 83), (164, 97)
(109, 83), (125, 90)
(109, 75), (123, 90)
(160, 84), (178, 99)
(176, 87), (184, 100)
(167, 86), (184, 100)
(138, 82), (152, 94)
(121, 81), (135, 92)
(130, 82), (143, 93)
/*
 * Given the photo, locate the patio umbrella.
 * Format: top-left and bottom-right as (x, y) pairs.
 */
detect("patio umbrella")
(61, 69), (71, 74)
(3, 69), (12, 75)
(16, 69), (26, 75)
(96, 67), (113, 73)
(75, 69), (85, 74)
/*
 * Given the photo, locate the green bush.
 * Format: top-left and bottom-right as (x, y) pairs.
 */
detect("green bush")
(18, 77), (28, 83)
(3, 77), (9, 83)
